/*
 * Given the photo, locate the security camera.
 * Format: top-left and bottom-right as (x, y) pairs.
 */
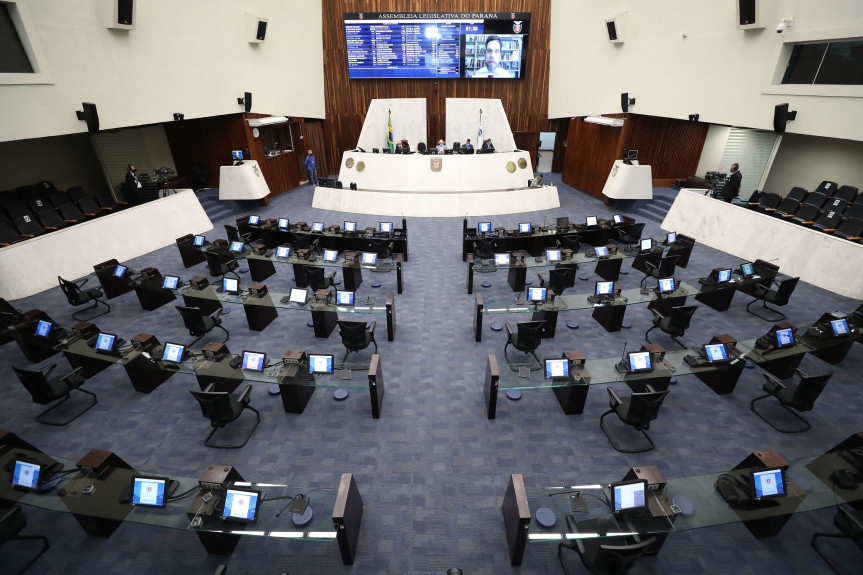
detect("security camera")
(776, 22), (786, 33)
(776, 18), (794, 33)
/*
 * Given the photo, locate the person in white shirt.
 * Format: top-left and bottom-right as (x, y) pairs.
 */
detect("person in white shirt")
(472, 36), (513, 78)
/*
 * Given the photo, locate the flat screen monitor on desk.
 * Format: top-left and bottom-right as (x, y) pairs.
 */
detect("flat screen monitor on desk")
(229, 241), (243, 253)
(830, 318), (850, 336)
(276, 246), (291, 259)
(595, 281), (615, 296)
(161, 342), (185, 364)
(740, 262), (755, 277)
(545, 249), (562, 262)
(361, 252), (377, 265)
(710, 268), (732, 284)
(312, 222), (324, 232)
(248, 215), (260, 225)
(241, 350), (266, 372)
(323, 249), (338, 262)
(288, 287), (308, 304)
(11, 459), (44, 491)
(657, 277), (675, 294)
(609, 479), (648, 515)
(193, 235), (206, 246)
(527, 287), (547, 303)
(585, 216), (598, 228)
(775, 328), (795, 348)
(380, 222), (394, 234)
(750, 468), (787, 501)
(336, 290), (355, 306)
(94, 333), (117, 353)
(665, 232), (677, 245)
(594, 246), (609, 258)
(639, 238), (653, 253)
(703, 343), (730, 363)
(478, 222), (491, 233)
(494, 253), (510, 266)
(222, 278), (240, 294)
(130, 475), (170, 508)
(221, 487), (262, 523)
(114, 265), (127, 278)
(163, 275), (179, 289)
(344, 221), (357, 232)
(544, 358), (569, 380)
(35, 320), (53, 337)
(278, 218), (290, 230)
(627, 351), (653, 373)
(612, 214), (624, 225)
(518, 222), (531, 234)
(309, 353), (334, 374)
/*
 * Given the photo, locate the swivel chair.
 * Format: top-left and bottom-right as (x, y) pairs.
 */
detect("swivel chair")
(503, 321), (545, 371)
(225, 224), (252, 247)
(474, 237), (497, 261)
(811, 505), (863, 573)
(305, 266), (337, 291)
(417, 142), (427, 153)
(175, 305), (229, 347)
(616, 222), (645, 252)
(337, 320), (377, 362)
(188, 383), (260, 448)
(745, 277), (800, 321)
(0, 505), (50, 575)
(558, 514), (655, 575)
(640, 255), (679, 287)
(558, 234), (583, 253)
(600, 384), (669, 453)
(644, 305), (697, 348)
(58, 276), (110, 321)
(750, 368), (832, 433)
(13, 363), (97, 426)
(205, 250), (240, 281)
(367, 238), (395, 265)
(537, 266), (576, 297)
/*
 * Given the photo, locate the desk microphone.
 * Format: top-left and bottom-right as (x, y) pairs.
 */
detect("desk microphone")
(548, 489), (582, 497)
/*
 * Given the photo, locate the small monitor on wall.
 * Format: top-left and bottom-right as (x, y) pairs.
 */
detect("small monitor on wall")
(657, 278), (675, 294)
(336, 290), (355, 306)
(545, 249), (562, 262)
(221, 487), (262, 523)
(519, 222), (531, 233)
(276, 246), (291, 258)
(223, 278), (239, 294)
(114, 265), (127, 278)
(775, 327), (795, 348)
(161, 342), (185, 363)
(288, 287), (308, 304)
(344, 221), (357, 232)
(323, 249), (338, 262)
(193, 235), (206, 246)
(627, 351), (652, 373)
(830, 318), (850, 336)
(248, 215), (260, 225)
(312, 222), (324, 232)
(609, 479), (648, 514)
(309, 353), (334, 374)
(527, 287), (547, 303)
(380, 222), (394, 233)
(241, 350), (266, 372)
(163, 275), (179, 289)
(35, 320), (52, 337)
(750, 468), (787, 500)
(703, 343), (729, 362)
(494, 253), (510, 266)
(478, 222), (492, 233)
(595, 281), (614, 296)
(130, 475), (170, 508)
(585, 216), (598, 227)
(230, 241), (244, 252)
(361, 252), (377, 265)
(544, 358), (570, 380)
(278, 218), (290, 230)
(94, 333), (117, 352)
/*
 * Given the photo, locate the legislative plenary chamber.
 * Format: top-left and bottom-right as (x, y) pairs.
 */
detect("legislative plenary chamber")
(2, 2), (863, 574)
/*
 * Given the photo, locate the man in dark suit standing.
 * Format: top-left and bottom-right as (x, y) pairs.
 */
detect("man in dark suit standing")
(125, 164), (145, 203)
(722, 163), (742, 203)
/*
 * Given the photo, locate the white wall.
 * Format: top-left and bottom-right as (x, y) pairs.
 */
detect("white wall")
(762, 133), (863, 194)
(0, 0), (324, 143)
(695, 125), (731, 177)
(550, 1), (863, 142)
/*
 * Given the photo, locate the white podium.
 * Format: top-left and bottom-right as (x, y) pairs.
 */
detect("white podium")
(601, 160), (653, 200)
(218, 160), (270, 200)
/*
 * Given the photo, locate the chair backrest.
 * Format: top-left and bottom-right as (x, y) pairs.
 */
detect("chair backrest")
(47, 190), (73, 209)
(12, 366), (53, 403)
(58, 276), (84, 304)
(837, 217), (863, 236)
(621, 222), (645, 242)
(417, 142), (427, 152)
(835, 505), (863, 546)
(760, 193), (781, 209)
(775, 197), (800, 214)
(225, 224), (241, 243)
(305, 266), (331, 291)
(338, 321), (368, 348)
(785, 186), (808, 202)
(67, 186), (88, 201)
(801, 191), (829, 209)
(292, 233), (312, 251)
(188, 390), (234, 424)
(515, 321), (545, 351)
(657, 255), (680, 277)
(627, 390), (669, 427)
(668, 305), (698, 331)
(176, 305), (210, 335)
(814, 180), (838, 196)
(774, 277), (800, 304)
(790, 372), (831, 411)
(474, 237), (496, 259)
(560, 234), (582, 252)
(547, 267), (575, 295)
(369, 238), (393, 259)
(594, 537), (656, 575)
(833, 185), (859, 203)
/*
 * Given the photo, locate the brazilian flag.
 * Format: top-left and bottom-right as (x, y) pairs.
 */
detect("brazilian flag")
(387, 111), (395, 152)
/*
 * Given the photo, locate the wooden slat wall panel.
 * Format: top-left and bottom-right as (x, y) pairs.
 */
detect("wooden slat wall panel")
(622, 114), (709, 184)
(320, 1), (553, 175)
(561, 117), (626, 201)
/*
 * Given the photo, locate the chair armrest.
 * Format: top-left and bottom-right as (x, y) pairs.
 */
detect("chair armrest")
(84, 212), (96, 216)
(75, 277), (89, 287)
(848, 236), (861, 241)
(646, 384), (656, 393)
(43, 226), (58, 230)
(649, 308), (664, 321)
(237, 384), (253, 404)
(42, 363), (58, 377)
(60, 366), (86, 385)
(368, 321), (377, 337)
(64, 219), (78, 223)
(537, 273), (547, 284)
(801, 221), (815, 225)
(606, 387), (622, 409)
(794, 368), (811, 379)
(644, 260), (657, 272)
(203, 383), (216, 392)
(781, 214), (794, 218)
(505, 323), (515, 338)
(0, 505), (22, 525)
(764, 208), (777, 211)
(208, 308), (222, 319)
(326, 270), (337, 280)
(823, 228), (837, 233)
(762, 372), (785, 393)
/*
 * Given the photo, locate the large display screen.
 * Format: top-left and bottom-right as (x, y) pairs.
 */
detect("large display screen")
(344, 12), (530, 79)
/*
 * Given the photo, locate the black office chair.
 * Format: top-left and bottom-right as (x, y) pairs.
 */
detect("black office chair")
(616, 222), (645, 252)
(640, 255), (679, 287)
(600, 384), (669, 453)
(750, 368), (832, 433)
(205, 250), (240, 281)
(12, 363), (96, 426)
(558, 515), (655, 575)
(474, 237), (497, 261)
(503, 321), (545, 371)
(95, 187), (129, 211)
(645, 305), (697, 348)
(0, 505), (50, 575)
(811, 505), (863, 573)
(368, 238), (395, 264)
(745, 277), (800, 321)
(188, 383), (260, 448)
(537, 266), (576, 297)
(58, 276), (110, 321)
(337, 320), (377, 362)
(175, 305), (228, 347)
(305, 266), (337, 291)
(417, 142), (427, 153)
(558, 234), (584, 253)
(225, 224), (252, 247)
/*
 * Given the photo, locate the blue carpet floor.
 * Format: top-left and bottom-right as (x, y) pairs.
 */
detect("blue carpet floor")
(2, 176), (861, 575)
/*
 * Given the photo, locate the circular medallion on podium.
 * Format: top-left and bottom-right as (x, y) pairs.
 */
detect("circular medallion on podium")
(506, 161), (516, 173)
(345, 157), (355, 169)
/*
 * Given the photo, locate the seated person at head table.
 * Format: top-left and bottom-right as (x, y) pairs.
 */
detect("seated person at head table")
(530, 175), (544, 188)
(462, 139), (473, 151)
(470, 35), (514, 78)
(436, 140), (446, 154)
(481, 138), (495, 152)
(396, 139), (410, 153)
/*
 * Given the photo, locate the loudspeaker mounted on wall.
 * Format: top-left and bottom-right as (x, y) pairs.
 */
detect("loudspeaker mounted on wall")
(773, 103), (797, 134)
(605, 18), (622, 43)
(76, 102), (99, 133)
(105, 0), (136, 30)
(173, 113), (184, 121)
(620, 93), (635, 113)
(689, 114), (700, 122)
(238, 92), (252, 113)
(246, 13), (268, 44)
(736, 0), (764, 30)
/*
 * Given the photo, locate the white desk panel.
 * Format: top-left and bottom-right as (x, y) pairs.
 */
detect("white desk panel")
(219, 160), (270, 200)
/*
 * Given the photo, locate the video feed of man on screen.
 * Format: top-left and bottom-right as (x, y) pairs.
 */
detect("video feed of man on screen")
(471, 35), (514, 78)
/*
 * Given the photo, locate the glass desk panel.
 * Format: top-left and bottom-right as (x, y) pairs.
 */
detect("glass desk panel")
(496, 357), (674, 390)
(479, 285), (689, 315)
(179, 286), (390, 316)
(248, 252), (395, 273)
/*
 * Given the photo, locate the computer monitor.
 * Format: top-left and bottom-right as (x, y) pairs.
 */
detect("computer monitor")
(277, 218), (290, 230)
(231, 150), (243, 160)
(276, 246), (291, 258)
(336, 290), (355, 306)
(10, 459), (43, 491)
(740, 262), (755, 277)
(657, 277), (676, 294)
(221, 487), (262, 523)
(750, 468), (787, 501)
(248, 215), (260, 225)
(830, 318), (850, 336)
(703, 343), (729, 363)
(478, 222), (492, 233)
(545, 249), (562, 262)
(130, 475), (170, 508)
(34, 320), (52, 337)
(775, 327), (795, 348)
(113, 264), (127, 278)
(162, 275), (179, 289)
(228, 241), (243, 253)
(711, 268), (732, 283)
(361, 252), (377, 265)
(518, 222), (531, 234)
(639, 238), (653, 252)
(94, 333), (117, 352)
(666, 232), (677, 244)
(288, 287), (308, 304)
(594, 246), (609, 258)
(556, 216), (569, 228)
(193, 235), (206, 246)
(595, 281), (615, 296)
(240, 350), (266, 372)
(222, 277), (239, 294)
(323, 249), (338, 262)
(544, 358), (570, 380)
(161, 342), (185, 363)
(527, 287), (547, 303)
(627, 351), (653, 373)
(585, 216), (598, 227)
(312, 222), (324, 232)
(344, 221), (357, 232)
(380, 221), (394, 233)
(494, 253), (510, 266)
(309, 353), (334, 374)
(608, 479), (648, 514)
(612, 214), (624, 224)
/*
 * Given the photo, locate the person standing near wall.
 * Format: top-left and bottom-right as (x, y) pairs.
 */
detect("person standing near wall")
(722, 163), (742, 203)
(305, 150), (318, 186)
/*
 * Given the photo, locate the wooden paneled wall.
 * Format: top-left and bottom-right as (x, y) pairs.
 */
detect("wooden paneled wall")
(561, 117), (626, 201)
(320, 1), (553, 176)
